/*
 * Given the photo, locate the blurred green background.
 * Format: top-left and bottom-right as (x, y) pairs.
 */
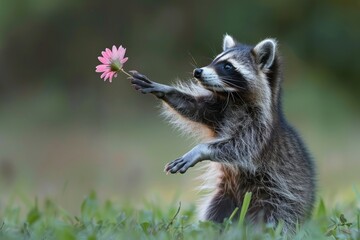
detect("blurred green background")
(0, 0), (359, 214)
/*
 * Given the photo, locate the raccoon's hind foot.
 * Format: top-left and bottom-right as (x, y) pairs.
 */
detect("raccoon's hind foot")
(129, 70), (171, 98)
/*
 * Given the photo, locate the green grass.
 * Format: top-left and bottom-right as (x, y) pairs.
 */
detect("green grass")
(0, 191), (359, 240)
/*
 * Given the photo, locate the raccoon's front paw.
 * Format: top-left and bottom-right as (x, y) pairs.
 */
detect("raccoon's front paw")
(164, 144), (210, 174)
(129, 70), (168, 98)
(164, 157), (196, 174)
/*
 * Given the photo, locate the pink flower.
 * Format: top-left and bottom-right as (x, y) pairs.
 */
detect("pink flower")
(95, 45), (129, 82)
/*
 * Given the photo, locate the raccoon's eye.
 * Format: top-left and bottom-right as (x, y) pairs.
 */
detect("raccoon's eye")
(223, 63), (235, 71)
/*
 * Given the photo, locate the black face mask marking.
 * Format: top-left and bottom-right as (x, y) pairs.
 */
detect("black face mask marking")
(214, 61), (248, 91)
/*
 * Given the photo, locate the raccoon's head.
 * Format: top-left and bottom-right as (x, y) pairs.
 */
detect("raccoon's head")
(193, 35), (281, 108)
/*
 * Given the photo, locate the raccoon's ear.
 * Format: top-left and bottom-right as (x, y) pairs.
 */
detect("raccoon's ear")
(223, 34), (237, 51)
(253, 39), (277, 70)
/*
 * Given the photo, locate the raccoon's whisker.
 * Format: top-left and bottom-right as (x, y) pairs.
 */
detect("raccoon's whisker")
(221, 79), (246, 91)
(209, 45), (217, 58)
(230, 92), (236, 102)
(187, 71), (196, 77)
(188, 52), (198, 66)
(220, 77), (244, 83)
(221, 88), (231, 111)
(220, 77), (263, 92)
(189, 63), (198, 69)
(226, 88), (246, 105)
(232, 91), (246, 105)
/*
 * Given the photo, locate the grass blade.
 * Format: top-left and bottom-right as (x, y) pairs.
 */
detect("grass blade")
(224, 207), (239, 230)
(165, 201), (181, 230)
(238, 192), (252, 227)
(316, 198), (327, 218)
(229, 207), (239, 222)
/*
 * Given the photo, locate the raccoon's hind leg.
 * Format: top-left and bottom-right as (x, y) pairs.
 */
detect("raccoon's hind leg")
(203, 191), (237, 223)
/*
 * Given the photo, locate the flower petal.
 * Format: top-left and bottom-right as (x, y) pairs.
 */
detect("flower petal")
(104, 72), (113, 81)
(112, 45), (117, 53)
(98, 56), (110, 64)
(95, 64), (110, 72)
(108, 72), (116, 82)
(111, 45), (119, 59)
(120, 57), (128, 64)
(118, 46), (126, 60)
(100, 72), (108, 79)
(101, 51), (109, 59)
(106, 48), (112, 57)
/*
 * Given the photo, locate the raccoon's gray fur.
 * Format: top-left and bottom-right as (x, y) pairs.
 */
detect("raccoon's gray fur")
(129, 35), (316, 233)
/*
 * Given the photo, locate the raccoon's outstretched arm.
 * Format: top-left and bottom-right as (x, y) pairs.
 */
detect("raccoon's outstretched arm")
(130, 70), (217, 125)
(165, 137), (258, 174)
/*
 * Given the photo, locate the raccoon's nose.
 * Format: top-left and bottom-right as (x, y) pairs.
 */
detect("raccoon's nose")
(193, 68), (203, 78)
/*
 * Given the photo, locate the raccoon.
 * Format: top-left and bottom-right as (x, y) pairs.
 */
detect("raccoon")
(129, 35), (316, 233)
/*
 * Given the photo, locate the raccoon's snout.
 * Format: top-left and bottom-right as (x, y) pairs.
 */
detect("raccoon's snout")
(193, 68), (203, 79)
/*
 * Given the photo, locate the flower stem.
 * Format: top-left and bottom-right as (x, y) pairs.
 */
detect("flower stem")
(120, 68), (132, 78)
